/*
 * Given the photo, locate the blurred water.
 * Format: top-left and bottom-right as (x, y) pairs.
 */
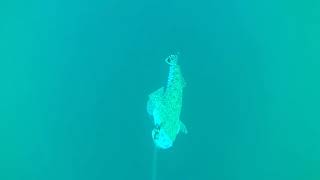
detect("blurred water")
(1, 0), (320, 179)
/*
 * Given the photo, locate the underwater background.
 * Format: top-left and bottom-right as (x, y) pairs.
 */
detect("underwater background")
(1, 0), (320, 179)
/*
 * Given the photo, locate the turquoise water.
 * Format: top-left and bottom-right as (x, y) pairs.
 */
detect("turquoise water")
(1, 0), (320, 179)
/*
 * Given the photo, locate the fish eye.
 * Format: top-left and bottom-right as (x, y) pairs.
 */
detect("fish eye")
(155, 124), (161, 130)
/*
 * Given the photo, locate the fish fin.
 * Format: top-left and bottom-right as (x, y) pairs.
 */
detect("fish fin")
(179, 121), (188, 134)
(147, 87), (165, 115)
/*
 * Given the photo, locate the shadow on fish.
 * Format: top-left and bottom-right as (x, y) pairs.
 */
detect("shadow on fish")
(147, 53), (187, 149)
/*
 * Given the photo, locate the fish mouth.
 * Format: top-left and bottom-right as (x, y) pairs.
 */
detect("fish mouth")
(152, 128), (173, 149)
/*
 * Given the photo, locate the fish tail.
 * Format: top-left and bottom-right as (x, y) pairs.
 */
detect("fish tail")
(165, 52), (180, 65)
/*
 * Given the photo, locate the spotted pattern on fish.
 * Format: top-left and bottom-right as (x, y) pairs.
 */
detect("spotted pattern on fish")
(161, 62), (186, 141)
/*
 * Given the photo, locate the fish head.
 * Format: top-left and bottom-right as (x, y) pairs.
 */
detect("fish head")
(152, 125), (173, 149)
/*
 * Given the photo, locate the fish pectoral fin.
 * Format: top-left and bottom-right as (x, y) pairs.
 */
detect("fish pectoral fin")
(147, 87), (165, 115)
(179, 121), (188, 134)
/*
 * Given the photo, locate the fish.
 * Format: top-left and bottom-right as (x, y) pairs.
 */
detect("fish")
(147, 53), (187, 149)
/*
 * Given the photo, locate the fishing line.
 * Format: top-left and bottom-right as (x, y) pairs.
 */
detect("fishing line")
(151, 145), (158, 180)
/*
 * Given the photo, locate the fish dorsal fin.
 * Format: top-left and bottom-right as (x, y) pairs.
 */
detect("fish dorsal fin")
(179, 121), (188, 134)
(147, 87), (165, 115)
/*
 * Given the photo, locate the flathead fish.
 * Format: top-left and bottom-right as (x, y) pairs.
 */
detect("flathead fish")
(147, 53), (187, 149)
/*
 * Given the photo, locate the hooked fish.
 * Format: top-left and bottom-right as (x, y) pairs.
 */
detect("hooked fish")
(147, 53), (187, 149)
